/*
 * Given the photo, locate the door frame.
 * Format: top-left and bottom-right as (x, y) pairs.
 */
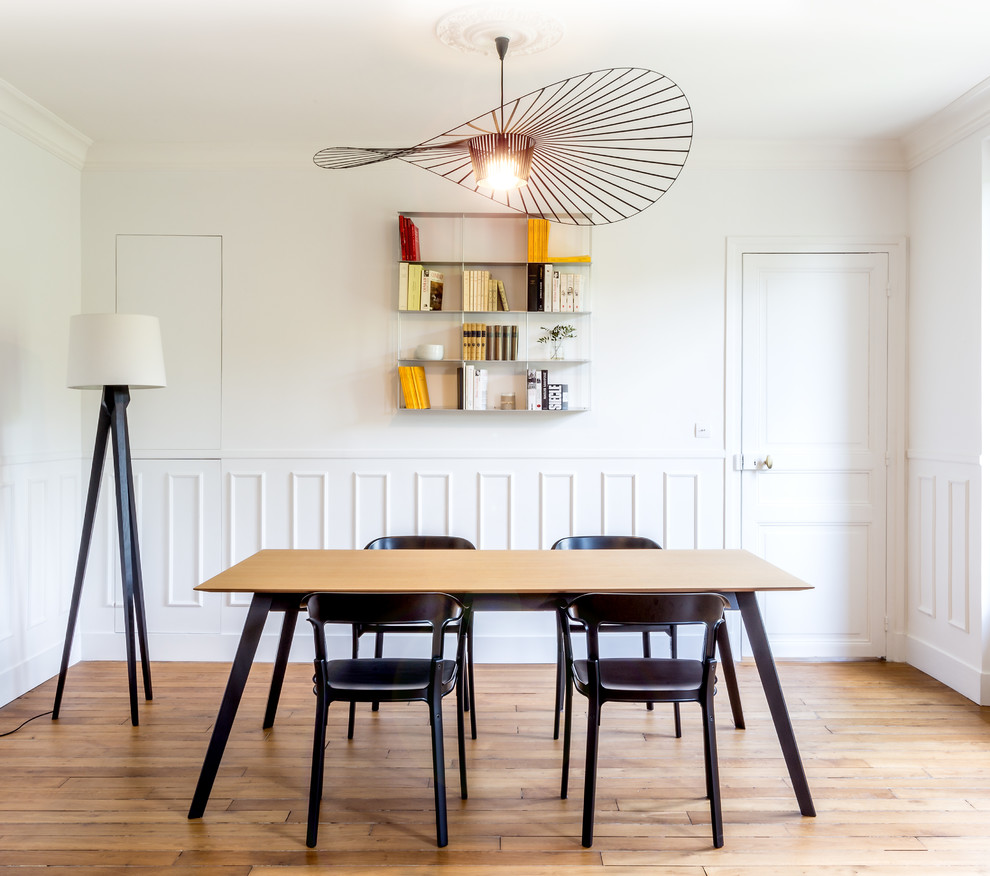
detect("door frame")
(723, 237), (908, 661)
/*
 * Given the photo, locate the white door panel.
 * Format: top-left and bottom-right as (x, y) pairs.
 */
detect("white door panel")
(741, 252), (887, 658)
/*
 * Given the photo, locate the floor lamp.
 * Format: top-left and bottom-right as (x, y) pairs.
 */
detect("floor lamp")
(52, 313), (166, 726)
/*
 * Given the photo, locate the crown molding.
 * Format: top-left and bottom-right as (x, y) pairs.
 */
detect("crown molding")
(0, 78), (91, 169)
(902, 75), (990, 169)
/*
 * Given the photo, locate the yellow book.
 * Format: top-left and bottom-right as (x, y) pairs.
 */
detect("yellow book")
(548, 254), (591, 263)
(398, 366), (417, 409)
(412, 366), (430, 409)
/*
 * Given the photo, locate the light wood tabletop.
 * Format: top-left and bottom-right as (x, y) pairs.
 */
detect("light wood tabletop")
(195, 548), (811, 597)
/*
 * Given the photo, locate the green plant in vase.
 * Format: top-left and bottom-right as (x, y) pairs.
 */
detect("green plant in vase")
(538, 324), (576, 360)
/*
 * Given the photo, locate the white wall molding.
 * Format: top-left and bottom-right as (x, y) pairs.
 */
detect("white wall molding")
(0, 78), (90, 169)
(902, 74), (990, 169)
(132, 447), (731, 461)
(905, 634), (987, 706)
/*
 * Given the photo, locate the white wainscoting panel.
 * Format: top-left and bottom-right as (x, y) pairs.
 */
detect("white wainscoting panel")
(905, 455), (984, 703)
(0, 456), (80, 706)
(72, 453), (726, 664)
(602, 472), (636, 536)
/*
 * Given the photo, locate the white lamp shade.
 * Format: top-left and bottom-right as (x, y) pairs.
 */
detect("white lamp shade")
(67, 313), (167, 390)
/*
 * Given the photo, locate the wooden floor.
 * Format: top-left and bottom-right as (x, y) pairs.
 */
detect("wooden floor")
(1, 660), (989, 875)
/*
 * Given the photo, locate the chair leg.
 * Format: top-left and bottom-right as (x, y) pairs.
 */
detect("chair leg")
(429, 685), (449, 847)
(347, 702), (356, 740)
(466, 613), (478, 739)
(560, 665), (573, 799)
(553, 613), (565, 740)
(581, 690), (601, 848)
(642, 631), (654, 711)
(716, 619), (746, 729)
(671, 625), (682, 737)
(307, 685), (329, 848)
(371, 630), (384, 712)
(456, 666), (468, 800)
(702, 689), (724, 848)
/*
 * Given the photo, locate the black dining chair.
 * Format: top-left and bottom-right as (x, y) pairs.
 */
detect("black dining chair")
(551, 536), (680, 737)
(558, 591), (728, 848)
(304, 591), (469, 849)
(358, 535), (478, 738)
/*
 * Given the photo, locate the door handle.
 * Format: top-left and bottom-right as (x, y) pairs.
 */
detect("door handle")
(760, 455), (773, 470)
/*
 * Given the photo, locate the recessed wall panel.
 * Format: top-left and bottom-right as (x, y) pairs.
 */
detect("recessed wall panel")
(478, 473), (512, 549)
(663, 472), (699, 549)
(416, 473), (452, 536)
(917, 475), (935, 618)
(540, 472), (576, 548)
(354, 473), (389, 549)
(602, 473), (636, 536)
(947, 479), (969, 632)
(292, 472), (328, 549)
(167, 473), (203, 607)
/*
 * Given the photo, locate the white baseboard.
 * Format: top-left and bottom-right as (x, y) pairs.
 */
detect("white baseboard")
(0, 643), (64, 709)
(905, 635), (987, 705)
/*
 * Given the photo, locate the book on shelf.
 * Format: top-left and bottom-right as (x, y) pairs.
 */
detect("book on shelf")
(527, 369), (540, 410)
(541, 369), (549, 410)
(527, 263), (544, 312)
(473, 367), (488, 410)
(547, 383), (569, 410)
(398, 365), (431, 410)
(398, 262), (409, 310)
(412, 365), (430, 409)
(398, 366), (418, 409)
(423, 269), (443, 311)
(399, 215), (421, 262)
(497, 279), (509, 311)
(406, 263), (423, 311)
(527, 218), (549, 262)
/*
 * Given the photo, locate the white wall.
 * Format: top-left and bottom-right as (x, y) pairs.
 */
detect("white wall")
(906, 127), (990, 702)
(75, 151), (908, 664)
(0, 123), (83, 704)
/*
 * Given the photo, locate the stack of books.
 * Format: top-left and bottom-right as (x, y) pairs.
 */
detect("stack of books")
(399, 216), (420, 261)
(398, 265), (443, 311)
(527, 369), (569, 410)
(461, 324), (519, 360)
(462, 270), (508, 311)
(397, 365), (430, 409)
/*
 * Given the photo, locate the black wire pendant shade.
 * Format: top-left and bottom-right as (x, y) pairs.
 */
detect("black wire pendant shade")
(313, 51), (693, 226)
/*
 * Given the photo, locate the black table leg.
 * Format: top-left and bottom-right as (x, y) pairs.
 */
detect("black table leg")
(264, 606), (299, 729)
(716, 621), (746, 729)
(736, 591), (815, 816)
(189, 593), (274, 818)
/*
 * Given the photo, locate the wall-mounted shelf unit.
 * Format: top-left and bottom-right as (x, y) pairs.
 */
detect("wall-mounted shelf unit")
(395, 212), (592, 413)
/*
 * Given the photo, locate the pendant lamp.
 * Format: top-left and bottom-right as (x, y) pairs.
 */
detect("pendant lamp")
(467, 37), (535, 190)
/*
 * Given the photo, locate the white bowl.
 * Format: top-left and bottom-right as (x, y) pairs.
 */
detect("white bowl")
(415, 344), (444, 360)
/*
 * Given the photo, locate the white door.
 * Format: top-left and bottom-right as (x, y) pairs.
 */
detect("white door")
(740, 252), (888, 658)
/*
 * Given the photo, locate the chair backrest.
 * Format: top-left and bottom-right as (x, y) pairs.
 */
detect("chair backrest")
(551, 535), (661, 550)
(561, 592), (727, 660)
(306, 592), (465, 662)
(365, 535), (476, 550)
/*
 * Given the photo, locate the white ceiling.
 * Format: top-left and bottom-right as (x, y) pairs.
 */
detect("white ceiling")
(2, 0), (990, 150)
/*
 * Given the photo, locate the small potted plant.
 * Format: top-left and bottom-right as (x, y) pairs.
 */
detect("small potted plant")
(538, 324), (576, 360)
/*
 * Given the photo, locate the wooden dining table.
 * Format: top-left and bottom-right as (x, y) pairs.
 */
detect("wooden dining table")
(187, 547), (816, 820)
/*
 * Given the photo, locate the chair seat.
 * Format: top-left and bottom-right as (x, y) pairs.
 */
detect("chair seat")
(572, 657), (704, 700)
(326, 657), (458, 698)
